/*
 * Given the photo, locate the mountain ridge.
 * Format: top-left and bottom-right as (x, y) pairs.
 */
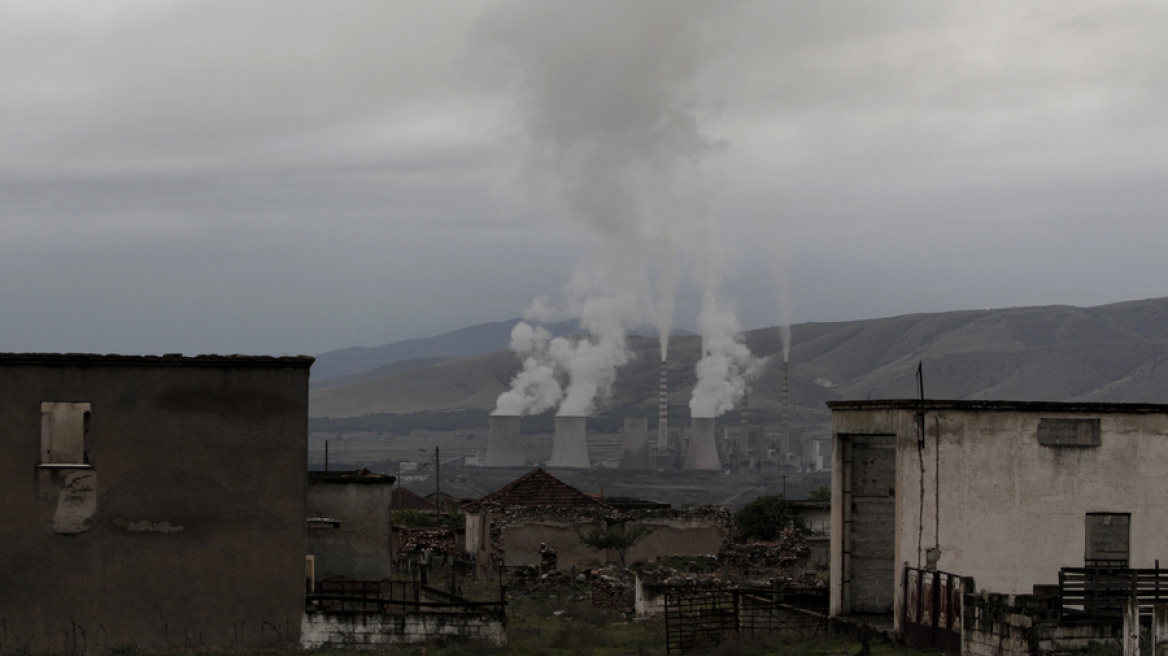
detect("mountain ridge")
(309, 297), (1168, 421)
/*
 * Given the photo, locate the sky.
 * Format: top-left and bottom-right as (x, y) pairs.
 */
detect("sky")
(3, 0), (1168, 356)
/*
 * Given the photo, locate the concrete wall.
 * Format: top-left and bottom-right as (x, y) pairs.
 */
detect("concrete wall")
(307, 479), (394, 580)
(625, 518), (726, 564)
(830, 400), (1168, 632)
(0, 353), (311, 653)
(302, 610), (505, 648)
(501, 520), (607, 569)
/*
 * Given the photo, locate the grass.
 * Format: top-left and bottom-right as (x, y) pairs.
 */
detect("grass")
(302, 582), (943, 656)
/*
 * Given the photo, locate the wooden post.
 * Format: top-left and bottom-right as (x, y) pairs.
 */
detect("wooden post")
(1124, 597), (1140, 656)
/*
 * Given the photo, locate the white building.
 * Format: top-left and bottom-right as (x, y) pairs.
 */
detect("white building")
(828, 400), (1168, 634)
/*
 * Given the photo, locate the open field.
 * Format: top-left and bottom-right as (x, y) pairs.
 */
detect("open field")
(308, 429), (832, 506)
(300, 583), (941, 656)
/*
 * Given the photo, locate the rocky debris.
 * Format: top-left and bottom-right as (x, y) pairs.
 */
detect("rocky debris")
(590, 569), (636, 610)
(398, 528), (457, 556)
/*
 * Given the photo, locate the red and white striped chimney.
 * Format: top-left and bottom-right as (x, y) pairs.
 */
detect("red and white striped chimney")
(657, 359), (668, 451)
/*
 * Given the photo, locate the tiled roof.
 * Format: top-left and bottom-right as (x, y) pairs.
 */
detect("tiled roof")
(391, 486), (438, 512)
(463, 468), (611, 512)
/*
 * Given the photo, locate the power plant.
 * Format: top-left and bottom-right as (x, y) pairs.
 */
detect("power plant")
(479, 329), (820, 473)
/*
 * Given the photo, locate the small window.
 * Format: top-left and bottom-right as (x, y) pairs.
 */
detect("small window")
(40, 402), (91, 465)
(1086, 513), (1130, 568)
(1038, 418), (1101, 447)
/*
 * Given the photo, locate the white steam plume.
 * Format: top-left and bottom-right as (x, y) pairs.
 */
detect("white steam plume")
(493, 322), (563, 416)
(689, 291), (766, 418)
(656, 228), (680, 362)
(476, 1), (727, 416)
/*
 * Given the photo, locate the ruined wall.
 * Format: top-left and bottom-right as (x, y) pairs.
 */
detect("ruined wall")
(0, 354), (311, 653)
(625, 518), (726, 564)
(307, 480), (394, 580)
(468, 506), (730, 572)
(962, 590), (1121, 656)
(502, 520), (607, 569)
(301, 610), (506, 648)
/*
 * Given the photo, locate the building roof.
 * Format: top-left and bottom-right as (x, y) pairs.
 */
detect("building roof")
(463, 468), (611, 512)
(391, 486), (438, 512)
(309, 468), (396, 485)
(827, 399), (1168, 414)
(0, 353), (314, 368)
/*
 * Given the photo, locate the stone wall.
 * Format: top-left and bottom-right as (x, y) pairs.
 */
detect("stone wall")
(301, 610), (506, 648)
(962, 590), (1121, 656)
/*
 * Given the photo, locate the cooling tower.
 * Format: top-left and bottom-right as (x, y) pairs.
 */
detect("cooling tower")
(549, 416), (590, 468)
(682, 417), (721, 471)
(484, 415), (524, 467)
(618, 417), (651, 469)
(657, 360), (669, 450)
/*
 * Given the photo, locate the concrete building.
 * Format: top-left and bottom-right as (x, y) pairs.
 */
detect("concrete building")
(828, 399), (1168, 633)
(307, 469), (396, 581)
(0, 353), (312, 653)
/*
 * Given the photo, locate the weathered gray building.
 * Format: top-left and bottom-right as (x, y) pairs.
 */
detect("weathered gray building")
(0, 353), (312, 653)
(828, 399), (1168, 638)
(307, 469), (396, 581)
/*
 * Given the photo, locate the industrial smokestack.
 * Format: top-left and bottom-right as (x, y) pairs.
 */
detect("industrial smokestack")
(550, 416), (590, 468)
(682, 417), (720, 471)
(618, 417), (651, 470)
(781, 360), (790, 461)
(657, 359), (668, 450)
(484, 415), (524, 467)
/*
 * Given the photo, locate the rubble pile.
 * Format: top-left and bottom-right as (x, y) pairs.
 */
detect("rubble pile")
(718, 526), (810, 573)
(398, 528), (457, 556)
(590, 570), (635, 610)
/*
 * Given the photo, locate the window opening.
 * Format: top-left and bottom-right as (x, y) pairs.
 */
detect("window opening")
(40, 402), (91, 466)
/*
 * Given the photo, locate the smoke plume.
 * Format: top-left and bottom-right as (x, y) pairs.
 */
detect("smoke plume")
(478, 1), (728, 417)
(492, 322), (563, 416)
(689, 291), (766, 418)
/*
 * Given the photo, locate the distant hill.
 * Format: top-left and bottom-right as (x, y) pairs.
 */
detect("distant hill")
(311, 319), (582, 385)
(309, 297), (1168, 421)
(312, 318), (695, 386)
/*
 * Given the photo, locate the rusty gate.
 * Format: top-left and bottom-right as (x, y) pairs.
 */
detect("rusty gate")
(903, 567), (966, 654)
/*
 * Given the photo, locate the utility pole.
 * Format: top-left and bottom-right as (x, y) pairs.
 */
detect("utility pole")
(434, 445), (441, 514)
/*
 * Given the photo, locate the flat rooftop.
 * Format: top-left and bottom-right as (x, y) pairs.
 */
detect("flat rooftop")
(827, 399), (1168, 414)
(0, 353), (314, 368)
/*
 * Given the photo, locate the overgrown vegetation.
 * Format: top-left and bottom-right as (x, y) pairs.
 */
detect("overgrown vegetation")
(735, 495), (805, 542)
(578, 524), (654, 565)
(807, 485), (831, 502)
(390, 509), (463, 529)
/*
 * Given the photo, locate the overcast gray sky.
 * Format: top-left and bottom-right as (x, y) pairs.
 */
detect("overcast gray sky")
(3, 1), (1167, 356)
